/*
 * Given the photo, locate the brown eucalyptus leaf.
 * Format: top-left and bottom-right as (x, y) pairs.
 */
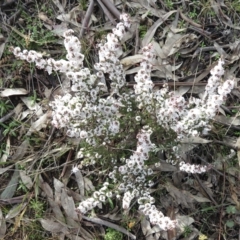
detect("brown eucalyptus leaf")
(0, 88), (28, 97)
(5, 203), (27, 220)
(21, 97), (43, 117)
(215, 115), (240, 126)
(54, 178), (64, 203)
(101, 206), (122, 221)
(60, 188), (78, 221)
(0, 167), (19, 199)
(142, 10), (177, 46)
(11, 140), (29, 161)
(152, 40), (166, 59)
(210, 0), (240, 30)
(74, 170), (85, 196)
(39, 176), (53, 199)
(141, 216), (154, 236)
(83, 177), (95, 192)
(40, 218), (69, 234)
(19, 170), (33, 189)
(57, 6), (82, 27)
(120, 55), (143, 68)
(0, 164), (14, 175)
(47, 198), (65, 222)
(168, 34), (198, 56)
(162, 33), (182, 57)
(176, 214), (195, 232)
(26, 113), (49, 136)
(52, 0), (65, 13)
(165, 183), (195, 208)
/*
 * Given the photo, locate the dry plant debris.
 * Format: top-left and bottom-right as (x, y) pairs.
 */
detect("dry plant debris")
(0, 0), (240, 240)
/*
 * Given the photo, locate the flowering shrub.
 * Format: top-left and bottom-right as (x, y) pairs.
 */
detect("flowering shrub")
(11, 13), (235, 231)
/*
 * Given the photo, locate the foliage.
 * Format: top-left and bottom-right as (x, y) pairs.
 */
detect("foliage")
(104, 228), (123, 240)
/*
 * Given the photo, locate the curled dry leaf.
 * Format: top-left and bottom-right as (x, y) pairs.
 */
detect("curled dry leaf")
(120, 54), (143, 69)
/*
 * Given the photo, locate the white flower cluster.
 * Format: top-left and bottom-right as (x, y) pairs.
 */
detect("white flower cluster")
(94, 13), (130, 93)
(12, 30), (84, 74)
(78, 182), (112, 214)
(12, 19), (133, 145)
(133, 44), (234, 138)
(11, 13), (235, 232)
(134, 44), (155, 110)
(139, 202), (177, 230)
(179, 161), (208, 174)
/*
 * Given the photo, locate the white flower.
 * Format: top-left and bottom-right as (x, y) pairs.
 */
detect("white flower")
(80, 130), (88, 139)
(71, 165), (79, 174)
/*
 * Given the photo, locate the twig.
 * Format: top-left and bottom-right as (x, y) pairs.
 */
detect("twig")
(82, 215), (136, 239)
(0, 110), (15, 123)
(96, 0), (117, 25)
(100, 0), (120, 20)
(80, 0), (95, 38)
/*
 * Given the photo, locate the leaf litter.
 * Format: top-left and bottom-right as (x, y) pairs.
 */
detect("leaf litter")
(0, 0), (240, 239)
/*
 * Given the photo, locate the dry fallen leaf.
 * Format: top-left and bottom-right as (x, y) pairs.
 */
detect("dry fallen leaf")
(0, 88), (28, 97)
(0, 167), (20, 200)
(19, 170), (33, 189)
(40, 218), (69, 234)
(5, 203), (27, 220)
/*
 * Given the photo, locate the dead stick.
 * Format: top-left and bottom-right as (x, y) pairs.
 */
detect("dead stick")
(80, 0), (95, 37)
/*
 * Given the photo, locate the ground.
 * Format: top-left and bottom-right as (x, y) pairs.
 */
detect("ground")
(0, 0), (240, 240)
